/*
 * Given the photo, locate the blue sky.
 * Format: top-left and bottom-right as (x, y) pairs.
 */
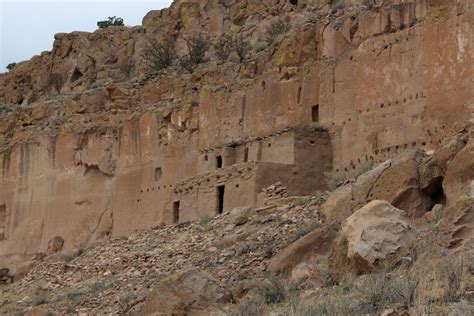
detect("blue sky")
(0, 0), (173, 69)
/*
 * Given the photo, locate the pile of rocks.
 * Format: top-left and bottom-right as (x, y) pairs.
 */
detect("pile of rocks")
(263, 182), (289, 198)
(0, 194), (327, 314)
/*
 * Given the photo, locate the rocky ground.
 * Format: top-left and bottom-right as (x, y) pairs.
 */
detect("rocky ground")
(0, 194), (327, 315)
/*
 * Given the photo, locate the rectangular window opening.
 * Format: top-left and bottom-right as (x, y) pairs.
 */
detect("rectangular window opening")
(172, 201), (180, 224)
(243, 148), (249, 162)
(217, 185), (225, 214)
(154, 167), (163, 181)
(312, 104), (320, 123)
(0, 204), (6, 240)
(216, 155), (223, 169)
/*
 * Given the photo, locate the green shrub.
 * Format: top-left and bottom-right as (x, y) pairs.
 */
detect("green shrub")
(97, 16), (124, 29)
(6, 63), (16, 71)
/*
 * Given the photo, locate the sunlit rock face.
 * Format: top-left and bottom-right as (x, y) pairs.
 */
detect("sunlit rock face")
(0, 0), (472, 272)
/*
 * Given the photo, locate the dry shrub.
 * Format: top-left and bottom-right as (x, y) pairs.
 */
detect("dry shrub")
(290, 222), (321, 242)
(231, 299), (266, 316)
(49, 73), (64, 93)
(355, 272), (419, 314)
(214, 34), (235, 62)
(416, 254), (468, 305)
(294, 295), (360, 316)
(119, 59), (135, 80)
(256, 276), (287, 304)
(142, 36), (176, 73)
(179, 34), (210, 73)
(265, 20), (289, 43)
(235, 37), (251, 62)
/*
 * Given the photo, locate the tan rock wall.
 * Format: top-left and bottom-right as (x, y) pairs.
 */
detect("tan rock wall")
(0, 1), (472, 271)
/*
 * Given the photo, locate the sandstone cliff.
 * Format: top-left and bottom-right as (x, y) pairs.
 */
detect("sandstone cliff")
(0, 0), (472, 280)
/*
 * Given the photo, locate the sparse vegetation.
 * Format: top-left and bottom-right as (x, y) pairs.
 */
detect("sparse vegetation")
(179, 35), (210, 73)
(199, 214), (213, 232)
(290, 222), (320, 242)
(97, 16), (124, 29)
(214, 34), (235, 62)
(213, 35), (251, 63)
(355, 272), (419, 314)
(142, 36), (176, 73)
(235, 37), (251, 62)
(232, 299), (266, 316)
(200, 213), (212, 225)
(90, 281), (108, 297)
(252, 41), (269, 53)
(265, 20), (289, 43)
(30, 287), (49, 307)
(62, 244), (89, 262)
(49, 73), (64, 93)
(6, 63), (16, 71)
(356, 160), (374, 177)
(256, 277), (287, 304)
(119, 59), (135, 80)
(263, 243), (274, 258)
(331, 0), (346, 13)
(119, 292), (137, 308)
(0, 105), (13, 116)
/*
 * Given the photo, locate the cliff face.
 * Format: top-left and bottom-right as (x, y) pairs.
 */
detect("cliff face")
(0, 0), (472, 271)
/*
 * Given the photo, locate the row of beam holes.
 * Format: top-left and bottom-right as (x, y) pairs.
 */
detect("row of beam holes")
(427, 126), (447, 146)
(137, 184), (174, 202)
(334, 141), (426, 173)
(355, 92), (425, 114)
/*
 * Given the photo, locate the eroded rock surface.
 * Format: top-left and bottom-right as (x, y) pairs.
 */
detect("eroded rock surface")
(330, 200), (415, 278)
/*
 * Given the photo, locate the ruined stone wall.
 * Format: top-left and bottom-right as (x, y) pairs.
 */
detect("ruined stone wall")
(175, 163), (258, 222)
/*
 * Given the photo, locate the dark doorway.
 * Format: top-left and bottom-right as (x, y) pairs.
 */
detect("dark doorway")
(243, 148), (249, 162)
(289, 0), (298, 5)
(0, 204), (6, 240)
(312, 104), (320, 123)
(217, 185), (225, 214)
(216, 155), (223, 169)
(172, 201), (180, 224)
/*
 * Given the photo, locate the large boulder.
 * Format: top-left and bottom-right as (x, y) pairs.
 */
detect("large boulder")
(330, 200), (415, 280)
(368, 150), (431, 217)
(141, 268), (232, 315)
(419, 137), (467, 195)
(322, 161), (391, 222)
(443, 138), (474, 204)
(323, 150), (432, 220)
(268, 224), (338, 275)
